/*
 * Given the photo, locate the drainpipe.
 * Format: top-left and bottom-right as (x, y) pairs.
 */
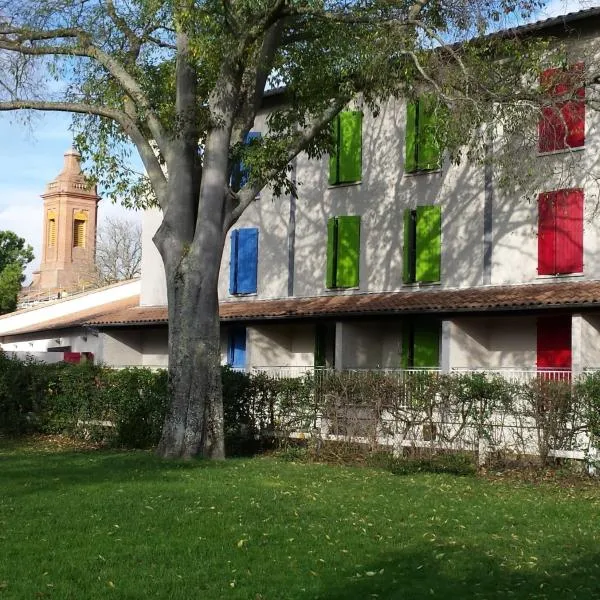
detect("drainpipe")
(287, 158), (297, 297)
(483, 129), (493, 286)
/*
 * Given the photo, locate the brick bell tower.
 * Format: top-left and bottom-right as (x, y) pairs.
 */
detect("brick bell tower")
(31, 148), (100, 292)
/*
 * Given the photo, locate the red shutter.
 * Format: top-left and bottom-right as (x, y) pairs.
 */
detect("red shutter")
(537, 317), (571, 370)
(538, 192), (556, 275)
(554, 189), (583, 274)
(539, 68), (563, 152)
(538, 64), (585, 152)
(564, 62), (585, 149)
(63, 352), (81, 364)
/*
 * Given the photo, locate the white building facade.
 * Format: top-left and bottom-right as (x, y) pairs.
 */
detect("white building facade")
(10, 8), (599, 376)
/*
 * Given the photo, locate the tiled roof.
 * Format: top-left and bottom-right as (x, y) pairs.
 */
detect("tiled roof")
(490, 6), (600, 39)
(0, 296), (140, 337)
(85, 280), (600, 327)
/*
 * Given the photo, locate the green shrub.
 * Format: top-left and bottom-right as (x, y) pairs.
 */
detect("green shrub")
(108, 368), (169, 448)
(388, 452), (477, 476)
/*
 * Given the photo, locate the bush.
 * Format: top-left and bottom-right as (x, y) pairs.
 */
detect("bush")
(0, 351), (61, 435)
(388, 452), (477, 476)
(2, 352), (600, 467)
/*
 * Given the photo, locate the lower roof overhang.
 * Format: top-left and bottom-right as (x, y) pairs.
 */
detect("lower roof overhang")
(84, 280), (600, 328)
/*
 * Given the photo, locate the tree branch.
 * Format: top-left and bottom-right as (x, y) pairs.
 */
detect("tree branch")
(230, 97), (349, 225)
(0, 28), (168, 151)
(0, 99), (168, 206)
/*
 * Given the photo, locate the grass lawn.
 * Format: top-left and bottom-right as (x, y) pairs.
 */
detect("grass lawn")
(1, 440), (600, 599)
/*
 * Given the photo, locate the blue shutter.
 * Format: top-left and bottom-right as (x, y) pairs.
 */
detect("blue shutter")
(229, 229), (239, 294)
(228, 327), (246, 369)
(240, 132), (261, 188)
(236, 228), (258, 294)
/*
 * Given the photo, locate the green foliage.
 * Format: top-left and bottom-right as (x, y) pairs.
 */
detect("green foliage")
(388, 452), (478, 476)
(0, 230), (34, 271)
(0, 351), (57, 434)
(2, 353), (598, 468)
(0, 231), (34, 314)
(0, 355), (169, 448)
(575, 372), (600, 442)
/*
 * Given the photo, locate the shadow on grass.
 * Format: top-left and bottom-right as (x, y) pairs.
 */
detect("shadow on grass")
(0, 444), (240, 496)
(323, 545), (600, 599)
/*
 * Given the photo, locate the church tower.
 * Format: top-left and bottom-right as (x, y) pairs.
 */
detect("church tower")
(32, 149), (100, 292)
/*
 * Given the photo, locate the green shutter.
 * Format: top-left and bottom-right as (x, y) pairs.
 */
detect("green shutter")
(417, 96), (442, 171)
(326, 218), (336, 288)
(415, 205), (441, 282)
(329, 115), (340, 185)
(336, 216), (360, 288)
(338, 111), (362, 183)
(403, 209), (415, 284)
(405, 101), (417, 173)
(413, 322), (440, 367)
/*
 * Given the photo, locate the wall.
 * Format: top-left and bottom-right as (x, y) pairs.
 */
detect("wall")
(141, 327), (168, 367)
(337, 320), (403, 369)
(449, 316), (537, 369)
(0, 280), (140, 336)
(0, 327), (102, 356)
(247, 324), (314, 369)
(101, 329), (143, 367)
(581, 313), (600, 368)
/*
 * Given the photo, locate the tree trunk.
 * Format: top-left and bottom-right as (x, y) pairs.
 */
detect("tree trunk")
(156, 259), (225, 459)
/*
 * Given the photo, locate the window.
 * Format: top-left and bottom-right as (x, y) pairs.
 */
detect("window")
(314, 323), (335, 368)
(329, 111), (362, 185)
(405, 96), (444, 173)
(537, 316), (571, 371)
(538, 189), (583, 275)
(227, 327), (247, 369)
(326, 216), (361, 289)
(229, 228), (258, 294)
(402, 321), (440, 368)
(47, 210), (57, 247)
(538, 63), (585, 153)
(403, 206), (441, 283)
(231, 132), (261, 191)
(73, 211), (88, 248)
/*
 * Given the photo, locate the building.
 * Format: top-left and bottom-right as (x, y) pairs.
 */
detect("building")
(26, 148), (101, 298)
(6, 8), (600, 376)
(0, 150), (140, 363)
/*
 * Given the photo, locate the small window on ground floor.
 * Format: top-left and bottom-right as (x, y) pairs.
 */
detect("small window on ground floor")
(401, 320), (440, 368)
(537, 316), (571, 371)
(227, 327), (247, 369)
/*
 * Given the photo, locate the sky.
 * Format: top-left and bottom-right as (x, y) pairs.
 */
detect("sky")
(0, 111), (142, 280)
(0, 0), (595, 280)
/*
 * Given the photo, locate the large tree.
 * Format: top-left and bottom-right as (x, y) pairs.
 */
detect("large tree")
(0, 231), (34, 314)
(0, 0), (562, 458)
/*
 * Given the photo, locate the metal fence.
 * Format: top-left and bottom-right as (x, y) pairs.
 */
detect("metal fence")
(246, 366), (598, 466)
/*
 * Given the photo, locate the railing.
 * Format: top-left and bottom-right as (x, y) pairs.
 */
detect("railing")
(451, 367), (573, 383)
(250, 366), (573, 383)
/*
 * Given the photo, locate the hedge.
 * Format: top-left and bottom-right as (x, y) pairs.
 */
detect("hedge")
(2, 351), (600, 465)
